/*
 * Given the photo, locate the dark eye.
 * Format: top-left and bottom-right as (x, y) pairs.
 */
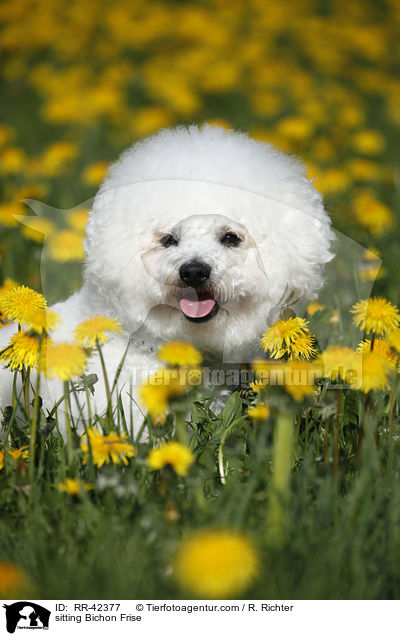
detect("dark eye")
(220, 232), (242, 247)
(160, 234), (178, 248)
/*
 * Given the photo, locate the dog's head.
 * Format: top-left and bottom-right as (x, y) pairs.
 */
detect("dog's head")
(84, 126), (334, 359)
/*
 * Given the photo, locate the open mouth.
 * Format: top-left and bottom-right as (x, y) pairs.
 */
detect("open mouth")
(179, 288), (219, 323)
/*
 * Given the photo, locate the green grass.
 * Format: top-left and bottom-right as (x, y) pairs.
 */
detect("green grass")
(1, 380), (400, 599)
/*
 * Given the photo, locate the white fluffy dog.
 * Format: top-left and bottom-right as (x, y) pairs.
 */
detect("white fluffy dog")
(0, 125), (334, 426)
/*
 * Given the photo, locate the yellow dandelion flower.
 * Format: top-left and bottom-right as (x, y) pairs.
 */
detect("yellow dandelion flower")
(364, 247), (381, 261)
(249, 379), (264, 393)
(57, 478), (93, 495)
(0, 332), (40, 370)
(352, 130), (385, 155)
(140, 368), (189, 424)
(74, 316), (123, 347)
(252, 358), (270, 378)
(43, 94), (87, 125)
(40, 341), (87, 381)
(173, 529), (258, 598)
(67, 208), (89, 232)
(260, 317), (313, 359)
(359, 248), (383, 281)
(83, 162), (108, 186)
(339, 105), (364, 128)
(289, 331), (317, 361)
(252, 359), (286, 385)
(41, 141), (78, 176)
(81, 429), (136, 468)
(307, 302), (325, 317)
(357, 339), (397, 368)
(14, 184), (48, 200)
(247, 403), (270, 420)
(7, 446), (29, 461)
(358, 262), (383, 282)
(0, 278), (18, 327)
(0, 278), (18, 301)
(314, 168), (350, 195)
(130, 106), (172, 137)
(0, 147), (26, 173)
(205, 118), (231, 130)
(0, 561), (31, 599)
(166, 501), (180, 522)
(313, 137), (335, 162)
(147, 441), (194, 476)
(162, 367), (192, 393)
(22, 218), (55, 243)
(1, 285), (46, 324)
(261, 317), (306, 355)
(351, 297), (400, 336)
(282, 360), (319, 401)
(357, 351), (393, 393)
(0, 451), (3, 470)
(140, 384), (169, 424)
(353, 192), (394, 236)
(330, 310), (340, 324)
(347, 158), (381, 181)
(387, 328), (400, 355)
(252, 358), (317, 400)
(317, 346), (357, 384)
(250, 93), (282, 118)
(0, 202), (26, 228)
(277, 116), (314, 141)
(48, 230), (85, 261)
(21, 308), (60, 334)
(158, 341), (203, 367)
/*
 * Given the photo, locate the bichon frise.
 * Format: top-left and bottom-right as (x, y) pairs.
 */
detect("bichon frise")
(0, 125), (334, 427)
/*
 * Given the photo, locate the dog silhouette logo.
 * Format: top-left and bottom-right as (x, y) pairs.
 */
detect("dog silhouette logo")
(3, 602), (50, 633)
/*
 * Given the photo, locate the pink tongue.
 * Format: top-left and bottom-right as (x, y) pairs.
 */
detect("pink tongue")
(180, 298), (216, 318)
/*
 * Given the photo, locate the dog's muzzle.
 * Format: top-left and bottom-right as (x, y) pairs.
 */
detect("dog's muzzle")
(177, 261), (219, 322)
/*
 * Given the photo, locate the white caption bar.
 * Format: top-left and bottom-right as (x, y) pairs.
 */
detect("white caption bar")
(1, 600), (399, 635)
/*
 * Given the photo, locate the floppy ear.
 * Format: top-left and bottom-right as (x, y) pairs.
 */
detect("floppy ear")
(83, 187), (152, 329)
(248, 197), (335, 322)
(276, 207), (334, 300)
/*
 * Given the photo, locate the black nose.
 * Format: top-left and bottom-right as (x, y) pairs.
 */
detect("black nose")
(179, 260), (211, 287)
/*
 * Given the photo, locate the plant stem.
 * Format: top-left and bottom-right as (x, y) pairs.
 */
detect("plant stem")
(135, 417), (149, 444)
(334, 389), (344, 478)
(12, 369), (17, 411)
(29, 348), (43, 485)
(5, 372), (19, 446)
(175, 412), (190, 447)
(388, 389), (396, 441)
(356, 391), (371, 466)
(64, 381), (73, 467)
(387, 379), (400, 452)
(47, 394), (67, 418)
(96, 341), (113, 427)
(84, 383), (92, 429)
(23, 368), (31, 418)
(370, 333), (376, 351)
(218, 415), (247, 484)
(268, 412), (293, 545)
(323, 417), (330, 464)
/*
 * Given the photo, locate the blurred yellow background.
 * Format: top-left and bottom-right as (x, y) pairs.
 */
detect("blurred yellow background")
(0, 0), (399, 302)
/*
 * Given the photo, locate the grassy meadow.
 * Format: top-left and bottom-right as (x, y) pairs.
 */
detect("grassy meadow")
(1, 0), (400, 600)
